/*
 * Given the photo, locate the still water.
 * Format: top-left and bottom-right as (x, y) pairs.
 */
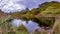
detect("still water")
(12, 19), (44, 32)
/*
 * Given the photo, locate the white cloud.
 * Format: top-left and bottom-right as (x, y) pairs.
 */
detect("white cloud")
(48, 0), (60, 2)
(2, 4), (26, 13)
(0, 0), (26, 13)
(0, 0), (60, 13)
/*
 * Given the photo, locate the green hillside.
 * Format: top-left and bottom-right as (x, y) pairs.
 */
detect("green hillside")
(0, 1), (60, 34)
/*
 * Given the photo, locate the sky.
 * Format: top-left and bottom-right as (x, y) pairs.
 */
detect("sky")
(0, 0), (59, 13)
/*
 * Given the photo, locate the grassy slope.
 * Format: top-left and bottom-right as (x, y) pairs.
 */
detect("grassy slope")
(0, 1), (60, 34)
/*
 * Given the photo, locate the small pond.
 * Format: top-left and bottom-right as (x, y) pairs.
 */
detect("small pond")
(12, 19), (44, 32)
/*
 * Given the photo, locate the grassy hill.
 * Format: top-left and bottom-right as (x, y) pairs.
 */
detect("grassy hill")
(0, 1), (60, 34)
(0, 1), (60, 27)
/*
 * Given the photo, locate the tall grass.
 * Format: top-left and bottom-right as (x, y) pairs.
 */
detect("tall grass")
(0, 16), (60, 34)
(51, 18), (60, 34)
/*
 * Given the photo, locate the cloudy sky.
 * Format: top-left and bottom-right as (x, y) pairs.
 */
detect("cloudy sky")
(0, 0), (60, 13)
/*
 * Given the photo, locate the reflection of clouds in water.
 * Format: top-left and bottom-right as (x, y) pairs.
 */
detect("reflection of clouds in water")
(12, 19), (40, 32)
(25, 20), (39, 32)
(26, 20), (44, 32)
(12, 19), (27, 27)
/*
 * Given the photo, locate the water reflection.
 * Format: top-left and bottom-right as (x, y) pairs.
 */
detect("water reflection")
(12, 19), (43, 32)
(25, 20), (39, 32)
(12, 19), (27, 27)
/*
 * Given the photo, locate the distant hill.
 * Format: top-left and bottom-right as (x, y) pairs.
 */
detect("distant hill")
(0, 1), (60, 27)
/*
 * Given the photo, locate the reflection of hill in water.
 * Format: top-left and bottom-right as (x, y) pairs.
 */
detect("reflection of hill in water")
(12, 19), (41, 32)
